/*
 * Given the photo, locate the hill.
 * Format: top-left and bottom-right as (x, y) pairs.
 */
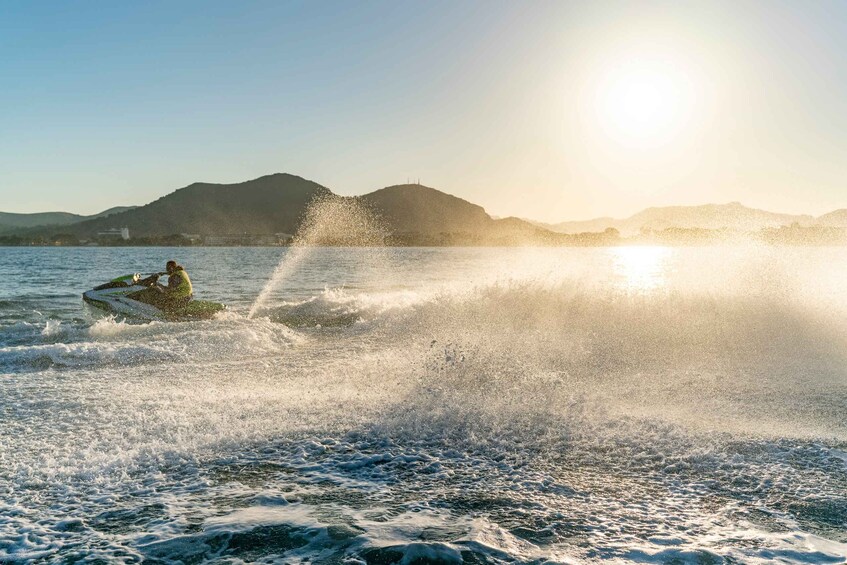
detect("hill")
(358, 184), (554, 245)
(530, 216), (617, 234)
(44, 175), (550, 244)
(63, 174), (331, 237)
(11, 174), (847, 246)
(816, 209), (847, 227)
(0, 206), (136, 235)
(12, 173), (847, 245)
(543, 202), (815, 236)
(360, 184), (492, 235)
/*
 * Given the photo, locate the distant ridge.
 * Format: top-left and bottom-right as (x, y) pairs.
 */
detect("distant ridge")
(816, 209), (847, 227)
(536, 202), (821, 236)
(7, 174), (847, 244)
(60, 173), (332, 237)
(0, 206), (136, 235)
(360, 184), (491, 234)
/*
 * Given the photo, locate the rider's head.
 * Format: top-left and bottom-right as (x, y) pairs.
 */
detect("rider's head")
(166, 260), (178, 274)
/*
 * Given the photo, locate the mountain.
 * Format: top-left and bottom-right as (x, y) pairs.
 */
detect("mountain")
(24, 173), (840, 246)
(360, 184), (492, 234)
(815, 209), (847, 227)
(358, 184), (558, 244)
(489, 216), (561, 242)
(62, 174), (331, 237)
(530, 216), (618, 234)
(542, 202), (816, 236)
(46, 175), (549, 243)
(0, 206), (136, 235)
(93, 206), (137, 218)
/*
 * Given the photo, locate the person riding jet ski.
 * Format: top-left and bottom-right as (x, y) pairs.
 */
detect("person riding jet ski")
(83, 262), (224, 322)
(130, 260), (193, 312)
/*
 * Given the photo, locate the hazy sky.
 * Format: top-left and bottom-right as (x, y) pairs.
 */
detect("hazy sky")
(2, 0), (847, 221)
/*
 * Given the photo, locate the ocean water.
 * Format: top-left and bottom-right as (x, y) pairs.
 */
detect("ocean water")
(0, 245), (845, 564)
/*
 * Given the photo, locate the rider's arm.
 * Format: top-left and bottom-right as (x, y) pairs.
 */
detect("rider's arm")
(166, 273), (182, 292)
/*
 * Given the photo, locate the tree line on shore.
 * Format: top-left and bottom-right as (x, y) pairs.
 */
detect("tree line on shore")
(3, 223), (845, 247)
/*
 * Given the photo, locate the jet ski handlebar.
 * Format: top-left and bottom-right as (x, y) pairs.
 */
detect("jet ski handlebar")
(137, 272), (167, 287)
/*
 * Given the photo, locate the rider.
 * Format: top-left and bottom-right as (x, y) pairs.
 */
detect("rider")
(161, 260), (193, 306)
(133, 260), (193, 311)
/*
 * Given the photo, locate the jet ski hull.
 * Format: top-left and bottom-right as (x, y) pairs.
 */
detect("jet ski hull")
(83, 280), (226, 322)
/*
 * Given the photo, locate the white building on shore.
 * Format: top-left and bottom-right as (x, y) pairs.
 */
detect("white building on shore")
(98, 227), (130, 240)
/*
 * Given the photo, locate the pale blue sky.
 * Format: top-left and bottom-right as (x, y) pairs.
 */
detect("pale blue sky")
(2, 0), (847, 221)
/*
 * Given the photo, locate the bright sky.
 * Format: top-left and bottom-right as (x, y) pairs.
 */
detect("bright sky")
(2, 0), (846, 222)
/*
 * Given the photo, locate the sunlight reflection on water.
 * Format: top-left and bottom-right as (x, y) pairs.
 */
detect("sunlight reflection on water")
(610, 246), (673, 291)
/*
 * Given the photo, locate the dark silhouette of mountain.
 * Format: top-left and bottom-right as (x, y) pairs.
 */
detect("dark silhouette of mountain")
(488, 217), (563, 243)
(62, 174), (331, 237)
(46, 175), (548, 243)
(14, 173), (846, 246)
(0, 206), (136, 234)
(360, 184), (492, 234)
(540, 202), (816, 236)
(94, 206), (137, 217)
(359, 185), (557, 244)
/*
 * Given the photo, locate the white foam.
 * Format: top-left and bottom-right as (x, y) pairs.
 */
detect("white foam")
(3, 247), (847, 562)
(41, 319), (63, 337)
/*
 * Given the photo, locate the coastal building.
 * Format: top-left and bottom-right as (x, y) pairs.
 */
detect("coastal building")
(180, 233), (202, 244)
(98, 227), (130, 240)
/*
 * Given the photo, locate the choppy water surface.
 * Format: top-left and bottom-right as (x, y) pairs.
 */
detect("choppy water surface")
(0, 246), (846, 564)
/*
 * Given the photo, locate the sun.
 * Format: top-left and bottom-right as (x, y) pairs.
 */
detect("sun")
(593, 60), (693, 147)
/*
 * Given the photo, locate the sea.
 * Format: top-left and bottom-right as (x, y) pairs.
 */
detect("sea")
(0, 245), (845, 564)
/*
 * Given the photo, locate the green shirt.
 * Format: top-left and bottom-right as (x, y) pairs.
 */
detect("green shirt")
(168, 269), (193, 298)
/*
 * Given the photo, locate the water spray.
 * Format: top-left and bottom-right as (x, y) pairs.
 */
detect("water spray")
(248, 196), (388, 318)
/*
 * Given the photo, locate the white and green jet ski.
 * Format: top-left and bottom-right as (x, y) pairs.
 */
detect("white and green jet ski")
(83, 273), (226, 322)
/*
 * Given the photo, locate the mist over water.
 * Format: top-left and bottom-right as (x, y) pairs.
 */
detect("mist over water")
(0, 246), (846, 563)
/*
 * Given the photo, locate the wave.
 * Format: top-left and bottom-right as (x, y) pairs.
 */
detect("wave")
(0, 315), (304, 373)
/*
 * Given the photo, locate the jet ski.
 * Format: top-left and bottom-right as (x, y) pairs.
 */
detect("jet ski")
(83, 273), (226, 322)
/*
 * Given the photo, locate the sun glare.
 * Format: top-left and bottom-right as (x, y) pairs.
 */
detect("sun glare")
(593, 59), (695, 148)
(611, 246), (672, 291)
